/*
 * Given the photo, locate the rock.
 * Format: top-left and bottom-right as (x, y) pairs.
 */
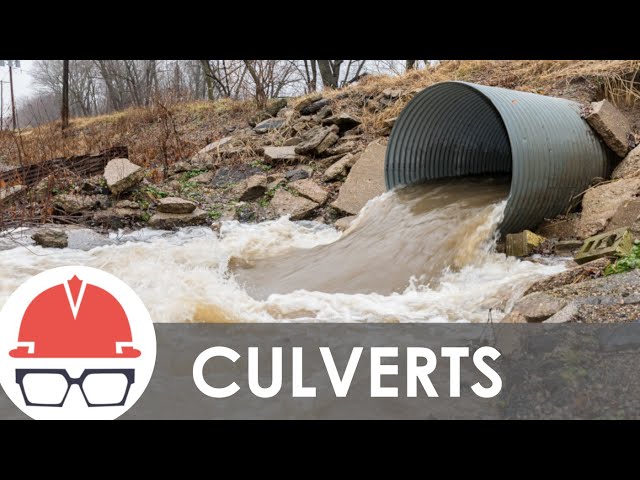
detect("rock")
(294, 93), (323, 112)
(248, 111), (270, 127)
(148, 208), (208, 229)
(313, 105), (333, 122)
(322, 152), (360, 182)
(334, 215), (356, 231)
(212, 165), (263, 187)
(331, 142), (386, 215)
(79, 175), (108, 195)
(574, 228), (633, 264)
(381, 117), (397, 135)
(612, 144), (640, 179)
(608, 198), (640, 237)
(553, 239), (584, 255)
(322, 142), (358, 157)
(576, 178), (640, 238)
(505, 230), (546, 257)
(383, 88), (403, 99)
(294, 126), (337, 155)
(157, 197), (196, 214)
(508, 292), (568, 323)
(32, 229), (68, 249)
(263, 146), (302, 164)
(536, 215), (580, 240)
(104, 158), (144, 195)
(500, 311), (528, 324)
(254, 117), (286, 134)
(115, 200), (139, 209)
(284, 166), (313, 182)
(234, 202), (256, 222)
(314, 132), (339, 155)
(238, 174), (268, 201)
(300, 98), (331, 116)
(584, 99), (632, 157)
(543, 302), (580, 324)
(265, 98), (288, 116)
(54, 194), (109, 214)
(191, 137), (234, 163)
(270, 189), (319, 221)
(29, 176), (54, 202)
(289, 179), (329, 205)
(322, 113), (362, 133)
(92, 207), (144, 229)
(283, 137), (302, 146)
(0, 185), (25, 206)
(169, 161), (193, 175)
(190, 170), (215, 184)
(524, 257), (611, 295)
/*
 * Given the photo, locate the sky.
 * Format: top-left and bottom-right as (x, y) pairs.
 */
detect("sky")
(0, 60), (35, 101)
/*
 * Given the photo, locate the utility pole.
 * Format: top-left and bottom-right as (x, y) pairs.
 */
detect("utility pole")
(9, 64), (17, 130)
(61, 60), (69, 130)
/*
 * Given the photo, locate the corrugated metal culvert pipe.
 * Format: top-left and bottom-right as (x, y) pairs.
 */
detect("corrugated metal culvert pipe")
(385, 81), (613, 234)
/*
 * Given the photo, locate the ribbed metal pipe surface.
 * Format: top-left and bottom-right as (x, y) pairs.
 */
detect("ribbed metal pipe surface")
(385, 81), (612, 234)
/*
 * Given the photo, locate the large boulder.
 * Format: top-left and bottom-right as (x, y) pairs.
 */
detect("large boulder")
(576, 177), (640, 238)
(612, 144), (640, 179)
(104, 158), (144, 195)
(148, 208), (208, 229)
(270, 189), (318, 220)
(32, 229), (68, 249)
(331, 142), (386, 215)
(157, 197), (196, 214)
(54, 194), (109, 214)
(263, 146), (302, 164)
(584, 99), (632, 157)
(289, 179), (329, 205)
(322, 152), (360, 182)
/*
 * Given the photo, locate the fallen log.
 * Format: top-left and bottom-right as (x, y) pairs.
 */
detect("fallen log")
(0, 146), (128, 187)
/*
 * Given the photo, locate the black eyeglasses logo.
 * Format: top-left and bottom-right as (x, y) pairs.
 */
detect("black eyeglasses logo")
(15, 369), (135, 407)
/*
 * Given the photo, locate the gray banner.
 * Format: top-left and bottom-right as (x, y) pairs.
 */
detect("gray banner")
(2, 323), (640, 419)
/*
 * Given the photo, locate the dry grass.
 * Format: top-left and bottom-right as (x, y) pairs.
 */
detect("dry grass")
(2, 60), (640, 172)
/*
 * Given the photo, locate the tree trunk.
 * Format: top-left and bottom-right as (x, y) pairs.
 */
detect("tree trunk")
(61, 60), (69, 130)
(317, 60), (339, 89)
(200, 60), (215, 101)
(406, 60), (416, 71)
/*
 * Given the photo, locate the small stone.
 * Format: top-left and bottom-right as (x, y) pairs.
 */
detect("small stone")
(334, 216), (356, 231)
(283, 137), (302, 146)
(238, 175), (268, 201)
(115, 200), (139, 209)
(295, 126), (336, 155)
(191, 137), (234, 163)
(254, 118), (286, 134)
(509, 292), (568, 322)
(157, 197), (196, 214)
(314, 132), (339, 155)
(289, 179), (329, 205)
(284, 166), (313, 182)
(263, 146), (302, 164)
(300, 98), (331, 116)
(32, 229), (68, 249)
(322, 152), (360, 182)
(270, 189), (319, 221)
(104, 158), (144, 195)
(294, 93), (323, 112)
(321, 113), (362, 133)
(169, 161), (192, 175)
(148, 208), (208, 229)
(313, 105), (333, 122)
(54, 194), (109, 214)
(323, 141), (357, 158)
(612, 144), (640, 179)
(190, 171), (215, 184)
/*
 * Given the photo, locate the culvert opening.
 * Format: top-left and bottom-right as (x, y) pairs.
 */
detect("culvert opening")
(385, 81), (611, 234)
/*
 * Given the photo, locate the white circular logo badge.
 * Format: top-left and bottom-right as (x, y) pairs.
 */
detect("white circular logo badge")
(0, 266), (156, 420)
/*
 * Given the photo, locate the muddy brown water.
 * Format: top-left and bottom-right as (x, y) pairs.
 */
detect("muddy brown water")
(234, 177), (511, 298)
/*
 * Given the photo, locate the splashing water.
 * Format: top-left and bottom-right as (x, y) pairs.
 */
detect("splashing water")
(0, 179), (567, 323)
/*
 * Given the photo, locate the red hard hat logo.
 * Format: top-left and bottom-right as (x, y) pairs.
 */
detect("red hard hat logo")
(9, 275), (141, 359)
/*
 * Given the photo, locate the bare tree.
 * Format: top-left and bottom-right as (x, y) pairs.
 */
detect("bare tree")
(61, 60), (69, 130)
(406, 60), (416, 71)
